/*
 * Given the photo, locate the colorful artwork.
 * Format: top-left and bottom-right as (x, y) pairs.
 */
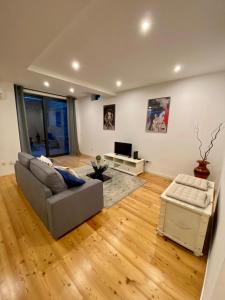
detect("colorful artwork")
(146, 97), (170, 133)
(103, 104), (115, 130)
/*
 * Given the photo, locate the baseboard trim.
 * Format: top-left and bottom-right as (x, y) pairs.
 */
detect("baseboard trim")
(144, 168), (175, 180)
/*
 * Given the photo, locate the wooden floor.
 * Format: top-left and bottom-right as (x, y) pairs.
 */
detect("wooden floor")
(0, 155), (206, 300)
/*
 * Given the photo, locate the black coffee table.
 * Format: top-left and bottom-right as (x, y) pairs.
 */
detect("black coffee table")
(86, 161), (111, 182)
(87, 172), (111, 182)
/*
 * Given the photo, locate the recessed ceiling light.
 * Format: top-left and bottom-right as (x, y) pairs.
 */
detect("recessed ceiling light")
(72, 61), (80, 71)
(116, 80), (122, 87)
(140, 19), (151, 34)
(44, 81), (50, 87)
(69, 87), (74, 93)
(174, 65), (182, 73)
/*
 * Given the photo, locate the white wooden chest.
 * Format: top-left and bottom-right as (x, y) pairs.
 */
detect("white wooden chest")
(157, 180), (214, 256)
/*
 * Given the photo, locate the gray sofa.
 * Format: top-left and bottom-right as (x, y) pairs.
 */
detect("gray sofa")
(15, 152), (103, 239)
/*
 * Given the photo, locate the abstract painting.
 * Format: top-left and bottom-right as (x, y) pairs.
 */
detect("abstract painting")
(146, 97), (170, 133)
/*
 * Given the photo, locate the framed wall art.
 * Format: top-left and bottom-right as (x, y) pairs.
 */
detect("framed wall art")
(103, 104), (115, 130)
(146, 97), (170, 133)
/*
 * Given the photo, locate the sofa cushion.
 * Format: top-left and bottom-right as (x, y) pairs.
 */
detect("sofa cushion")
(30, 159), (67, 194)
(55, 168), (85, 188)
(166, 182), (209, 208)
(37, 155), (53, 167)
(175, 174), (208, 191)
(18, 152), (34, 169)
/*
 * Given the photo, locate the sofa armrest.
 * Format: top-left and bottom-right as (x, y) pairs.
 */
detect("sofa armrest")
(46, 179), (103, 239)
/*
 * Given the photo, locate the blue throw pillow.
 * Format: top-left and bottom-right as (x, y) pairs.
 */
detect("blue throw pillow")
(55, 168), (85, 188)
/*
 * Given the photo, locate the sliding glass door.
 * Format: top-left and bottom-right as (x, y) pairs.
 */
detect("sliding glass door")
(24, 94), (69, 157)
(24, 94), (47, 157)
(46, 99), (69, 156)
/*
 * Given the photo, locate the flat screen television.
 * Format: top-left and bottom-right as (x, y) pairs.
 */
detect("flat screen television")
(114, 142), (132, 157)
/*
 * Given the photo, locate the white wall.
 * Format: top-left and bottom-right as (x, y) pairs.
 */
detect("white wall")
(201, 152), (225, 300)
(77, 71), (225, 182)
(0, 82), (20, 176)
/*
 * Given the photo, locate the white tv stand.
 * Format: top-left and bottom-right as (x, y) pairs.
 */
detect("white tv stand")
(103, 153), (144, 176)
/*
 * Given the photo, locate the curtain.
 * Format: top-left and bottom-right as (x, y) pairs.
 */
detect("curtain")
(67, 96), (80, 155)
(14, 85), (31, 154)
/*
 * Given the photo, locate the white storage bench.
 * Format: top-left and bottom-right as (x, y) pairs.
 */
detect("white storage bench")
(157, 174), (214, 256)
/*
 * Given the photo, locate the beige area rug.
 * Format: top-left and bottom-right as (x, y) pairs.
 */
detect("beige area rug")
(74, 165), (145, 208)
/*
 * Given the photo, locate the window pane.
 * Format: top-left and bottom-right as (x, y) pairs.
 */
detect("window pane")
(24, 95), (46, 157)
(47, 99), (69, 156)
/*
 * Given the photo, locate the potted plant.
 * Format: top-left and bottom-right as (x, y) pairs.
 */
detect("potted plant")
(194, 123), (224, 179)
(96, 155), (101, 164)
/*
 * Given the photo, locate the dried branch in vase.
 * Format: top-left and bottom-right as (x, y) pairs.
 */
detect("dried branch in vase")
(195, 125), (204, 160)
(195, 122), (224, 162)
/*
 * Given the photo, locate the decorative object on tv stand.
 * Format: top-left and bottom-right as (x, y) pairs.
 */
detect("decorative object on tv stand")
(133, 151), (138, 159)
(103, 104), (115, 130)
(194, 123), (224, 179)
(146, 97), (170, 133)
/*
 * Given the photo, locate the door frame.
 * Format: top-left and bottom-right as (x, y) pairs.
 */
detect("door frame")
(24, 92), (70, 157)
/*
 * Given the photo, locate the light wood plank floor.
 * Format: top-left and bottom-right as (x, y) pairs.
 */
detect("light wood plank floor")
(0, 155), (206, 300)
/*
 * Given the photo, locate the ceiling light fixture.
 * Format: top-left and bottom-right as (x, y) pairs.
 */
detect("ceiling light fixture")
(69, 87), (74, 93)
(140, 19), (151, 34)
(72, 61), (80, 71)
(174, 65), (182, 73)
(116, 80), (122, 87)
(44, 81), (50, 87)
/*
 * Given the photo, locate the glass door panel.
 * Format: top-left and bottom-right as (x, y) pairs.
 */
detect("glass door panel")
(24, 94), (47, 157)
(46, 99), (69, 156)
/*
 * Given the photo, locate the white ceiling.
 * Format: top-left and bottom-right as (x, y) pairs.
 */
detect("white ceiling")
(1, 0), (225, 97)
